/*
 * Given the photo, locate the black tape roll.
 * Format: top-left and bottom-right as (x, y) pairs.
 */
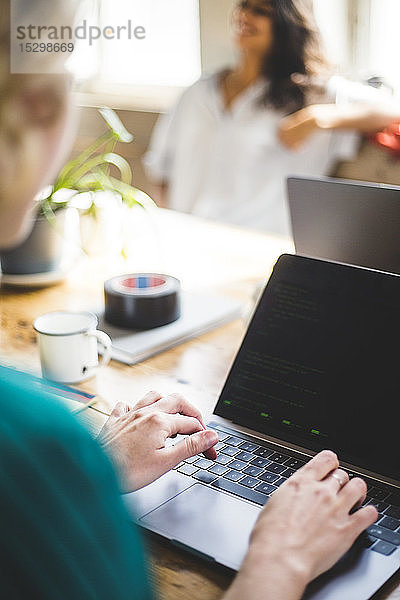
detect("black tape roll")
(104, 274), (181, 330)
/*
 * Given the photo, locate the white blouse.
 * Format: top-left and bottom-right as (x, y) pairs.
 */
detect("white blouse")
(144, 74), (386, 236)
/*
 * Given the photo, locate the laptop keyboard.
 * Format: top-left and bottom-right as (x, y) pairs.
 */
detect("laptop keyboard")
(173, 423), (400, 558)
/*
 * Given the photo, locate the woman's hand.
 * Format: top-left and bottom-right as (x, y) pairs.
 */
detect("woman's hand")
(98, 391), (218, 493)
(278, 103), (357, 150)
(278, 101), (400, 150)
(278, 105), (321, 150)
(225, 450), (378, 600)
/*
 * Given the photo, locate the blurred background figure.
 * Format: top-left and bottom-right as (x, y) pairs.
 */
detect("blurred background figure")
(144, 0), (400, 236)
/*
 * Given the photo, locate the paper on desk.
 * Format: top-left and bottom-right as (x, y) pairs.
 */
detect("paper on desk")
(29, 376), (105, 436)
(97, 291), (243, 365)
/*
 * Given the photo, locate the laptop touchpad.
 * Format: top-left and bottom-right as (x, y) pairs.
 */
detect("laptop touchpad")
(140, 483), (261, 569)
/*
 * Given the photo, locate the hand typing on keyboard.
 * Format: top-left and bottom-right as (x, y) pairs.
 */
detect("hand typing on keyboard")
(224, 451), (378, 600)
(98, 391), (218, 492)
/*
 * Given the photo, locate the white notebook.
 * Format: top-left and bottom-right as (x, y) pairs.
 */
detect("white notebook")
(97, 291), (243, 365)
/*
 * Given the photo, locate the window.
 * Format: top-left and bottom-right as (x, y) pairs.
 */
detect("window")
(313, 0), (350, 71)
(313, 0), (400, 94)
(68, 0), (201, 90)
(368, 0), (400, 93)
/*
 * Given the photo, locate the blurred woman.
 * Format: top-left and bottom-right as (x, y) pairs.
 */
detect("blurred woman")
(145, 0), (400, 235)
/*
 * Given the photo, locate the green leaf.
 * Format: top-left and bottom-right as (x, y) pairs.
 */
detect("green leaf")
(106, 177), (156, 209)
(40, 106), (146, 224)
(103, 153), (133, 185)
(60, 152), (129, 189)
(100, 138), (117, 176)
(55, 130), (114, 188)
(99, 107), (134, 142)
(77, 169), (155, 210)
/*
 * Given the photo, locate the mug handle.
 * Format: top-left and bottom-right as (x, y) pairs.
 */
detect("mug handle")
(85, 330), (112, 371)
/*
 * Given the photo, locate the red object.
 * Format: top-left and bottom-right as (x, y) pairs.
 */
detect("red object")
(370, 122), (400, 157)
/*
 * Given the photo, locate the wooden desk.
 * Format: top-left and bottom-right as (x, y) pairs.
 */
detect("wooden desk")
(1, 209), (399, 600)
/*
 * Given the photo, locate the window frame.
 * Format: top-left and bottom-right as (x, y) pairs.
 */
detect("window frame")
(73, 0), (202, 111)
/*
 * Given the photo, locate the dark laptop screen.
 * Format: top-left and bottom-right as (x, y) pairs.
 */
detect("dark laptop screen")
(215, 254), (400, 481)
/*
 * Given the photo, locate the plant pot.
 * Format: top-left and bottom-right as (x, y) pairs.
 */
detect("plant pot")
(0, 210), (67, 275)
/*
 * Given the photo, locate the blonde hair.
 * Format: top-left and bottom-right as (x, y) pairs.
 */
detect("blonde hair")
(0, 0), (77, 203)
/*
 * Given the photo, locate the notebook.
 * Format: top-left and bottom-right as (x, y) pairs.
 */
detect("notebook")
(97, 291), (243, 365)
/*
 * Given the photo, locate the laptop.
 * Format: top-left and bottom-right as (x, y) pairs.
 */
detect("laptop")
(287, 175), (400, 274)
(123, 254), (400, 600)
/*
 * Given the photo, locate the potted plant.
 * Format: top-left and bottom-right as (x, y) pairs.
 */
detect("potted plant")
(0, 107), (153, 276)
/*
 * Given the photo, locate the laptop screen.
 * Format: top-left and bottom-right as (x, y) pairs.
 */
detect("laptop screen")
(215, 254), (400, 481)
(287, 176), (400, 274)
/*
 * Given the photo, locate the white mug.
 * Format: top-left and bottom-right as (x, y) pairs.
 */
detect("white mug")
(34, 311), (112, 383)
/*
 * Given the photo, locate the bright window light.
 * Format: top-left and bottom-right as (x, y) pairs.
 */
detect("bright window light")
(369, 0), (400, 93)
(99, 0), (201, 87)
(67, 0), (201, 88)
(66, 1), (101, 80)
(313, 0), (349, 70)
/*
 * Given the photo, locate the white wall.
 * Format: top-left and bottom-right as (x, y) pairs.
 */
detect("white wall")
(199, 0), (236, 74)
(369, 0), (400, 92)
(313, 0), (350, 71)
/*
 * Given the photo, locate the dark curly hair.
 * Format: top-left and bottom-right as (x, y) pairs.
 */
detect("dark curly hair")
(254, 0), (331, 113)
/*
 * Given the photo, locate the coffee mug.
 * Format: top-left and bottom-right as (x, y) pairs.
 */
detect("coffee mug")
(34, 311), (112, 383)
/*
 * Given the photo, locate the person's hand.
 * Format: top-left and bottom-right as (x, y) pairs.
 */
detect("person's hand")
(278, 99), (400, 151)
(225, 450), (378, 600)
(277, 73), (331, 150)
(98, 391), (219, 493)
(278, 104), (345, 150)
(278, 102), (337, 150)
(249, 450), (377, 580)
(278, 105), (317, 150)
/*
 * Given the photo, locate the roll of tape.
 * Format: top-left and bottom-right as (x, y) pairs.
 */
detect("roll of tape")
(104, 274), (181, 330)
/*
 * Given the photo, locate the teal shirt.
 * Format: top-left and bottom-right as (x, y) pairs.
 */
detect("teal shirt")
(0, 365), (153, 599)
